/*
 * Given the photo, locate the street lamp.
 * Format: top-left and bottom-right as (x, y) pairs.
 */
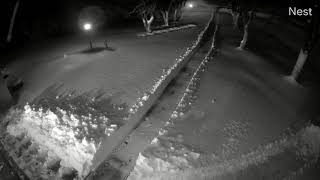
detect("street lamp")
(83, 23), (93, 50)
(187, 2), (194, 9)
(83, 23), (92, 31)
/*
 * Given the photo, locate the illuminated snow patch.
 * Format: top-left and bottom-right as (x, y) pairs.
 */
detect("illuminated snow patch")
(3, 102), (125, 177)
(151, 138), (159, 145)
(128, 152), (194, 180)
(128, 138), (202, 180)
(6, 105), (97, 175)
(128, 153), (177, 180)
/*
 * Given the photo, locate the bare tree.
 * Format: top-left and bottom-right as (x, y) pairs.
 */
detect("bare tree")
(171, 0), (187, 23)
(132, 0), (157, 33)
(290, 3), (319, 80)
(7, 0), (20, 43)
(204, 0), (257, 49)
(238, 9), (254, 49)
(228, 0), (255, 49)
(157, 0), (173, 26)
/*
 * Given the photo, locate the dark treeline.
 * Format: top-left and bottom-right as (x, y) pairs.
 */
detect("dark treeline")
(0, 0), (138, 44)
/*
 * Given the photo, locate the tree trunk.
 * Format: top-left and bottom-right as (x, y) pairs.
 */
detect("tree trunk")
(212, 7), (221, 50)
(290, 4), (319, 80)
(239, 23), (248, 49)
(7, 0), (20, 43)
(212, 20), (220, 50)
(142, 18), (148, 31)
(238, 11), (253, 50)
(173, 9), (178, 22)
(231, 0), (239, 28)
(212, 23), (220, 50)
(232, 12), (240, 29)
(147, 15), (154, 33)
(146, 22), (151, 33)
(142, 15), (154, 33)
(290, 49), (309, 80)
(161, 11), (169, 27)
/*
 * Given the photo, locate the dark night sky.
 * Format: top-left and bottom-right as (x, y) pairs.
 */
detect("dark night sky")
(1, 0), (317, 42)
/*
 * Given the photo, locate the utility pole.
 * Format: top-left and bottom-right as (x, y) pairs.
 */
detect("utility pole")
(7, 0), (20, 43)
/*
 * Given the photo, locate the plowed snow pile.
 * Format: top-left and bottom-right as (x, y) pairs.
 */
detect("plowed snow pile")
(0, 91), (128, 179)
(6, 105), (97, 174)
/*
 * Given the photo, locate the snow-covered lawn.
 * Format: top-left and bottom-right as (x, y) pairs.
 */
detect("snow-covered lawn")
(0, 5), (213, 178)
(7, 27), (200, 107)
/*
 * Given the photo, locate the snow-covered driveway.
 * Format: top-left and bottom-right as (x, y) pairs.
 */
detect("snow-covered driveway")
(128, 12), (320, 180)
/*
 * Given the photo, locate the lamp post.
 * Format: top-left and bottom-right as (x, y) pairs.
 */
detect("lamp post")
(83, 23), (93, 50)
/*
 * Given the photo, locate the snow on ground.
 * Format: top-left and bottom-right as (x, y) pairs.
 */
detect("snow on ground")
(10, 26), (200, 107)
(128, 13), (319, 180)
(128, 125), (320, 180)
(4, 1), (212, 109)
(6, 104), (96, 174)
(0, 88), (129, 178)
(0, 2), (213, 178)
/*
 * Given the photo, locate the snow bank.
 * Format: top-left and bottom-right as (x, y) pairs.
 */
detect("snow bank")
(137, 24), (197, 37)
(5, 105), (97, 175)
(2, 91), (127, 179)
(128, 140), (200, 180)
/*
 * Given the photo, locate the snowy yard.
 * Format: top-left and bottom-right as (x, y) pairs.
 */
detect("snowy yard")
(7, 27), (201, 107)
(0, 2), (213, 179)
(0, 28), (201, 178)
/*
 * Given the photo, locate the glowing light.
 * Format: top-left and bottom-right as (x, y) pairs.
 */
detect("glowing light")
(83, 23), (92, 31)
(187, 2), (194, 8)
